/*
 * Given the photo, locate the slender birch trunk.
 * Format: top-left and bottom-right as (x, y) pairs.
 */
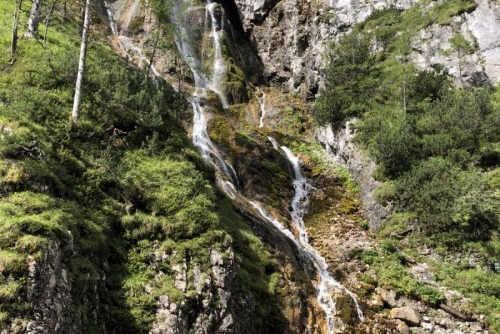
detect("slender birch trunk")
(27, 0), (43, 37)
(72, 0), (91, 122)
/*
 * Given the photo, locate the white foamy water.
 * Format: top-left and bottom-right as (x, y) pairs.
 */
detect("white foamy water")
(170, 0), (239, 186)
(104, 1), (160, 81)
(206, 2), (229, 108)
(104, 1), (118, 35)
(269, 137), (364, 332)
(191, 92), (240, 187)
(257, 88), (266, 128)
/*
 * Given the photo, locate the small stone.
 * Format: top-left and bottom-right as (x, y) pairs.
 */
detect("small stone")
(390, 307), (420, 326)
(376, 287), (398, 308)
(396, 319), (411, 334)
(437, 318), (448, 327)
(421, 321), (434, 330)
(371, 294), (384, 309)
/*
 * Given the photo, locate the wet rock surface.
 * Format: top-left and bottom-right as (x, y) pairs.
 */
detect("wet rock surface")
(303, 158), (489, 333)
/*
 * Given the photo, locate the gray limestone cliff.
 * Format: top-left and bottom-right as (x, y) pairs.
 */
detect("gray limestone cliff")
(1, 241), (82, 334)
(315, 122), (392, 230)
(233, 0), (500, 93)
(149, 249), (254, 334)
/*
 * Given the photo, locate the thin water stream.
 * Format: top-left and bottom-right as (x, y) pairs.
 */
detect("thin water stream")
(257, 88), (266, 128)
(104, 1), (160, 80)
(273, 138), (365, 331)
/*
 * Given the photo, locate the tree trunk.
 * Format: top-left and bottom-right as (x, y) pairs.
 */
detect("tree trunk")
(27, 0), (43, 37)
(11, 0), (23, 57)
(43, 0), (58, 46)
(72, 0), (91, 122)
(61, 0), (67, 19)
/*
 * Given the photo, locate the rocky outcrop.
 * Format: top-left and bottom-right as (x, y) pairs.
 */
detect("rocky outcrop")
(465, 0), (500, 82)
(25, 241), (81, 334)
(231, 0), (500, 96)
(233, 0), (417, 96)
(150, 249), (254, 334)
(409, 0), (500, 87)
(390, 307), (421, 326)
(315, 122), (391, 230)
(409, 21), (487, 87)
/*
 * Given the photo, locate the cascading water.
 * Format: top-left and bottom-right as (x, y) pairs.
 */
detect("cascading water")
(257, 88), (266, 128)
(122, 0), (141, 35)
(270, 138), (365, 331)
(104, 0), (160, 79)
(104, 1), (118, 35)
(190, 92), (240, 187)
(206, 2), (229, 108)
(170, 0), (238, 186)
(169, 1), (363, 332)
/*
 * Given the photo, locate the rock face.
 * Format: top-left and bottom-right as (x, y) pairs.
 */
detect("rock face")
(25, 241), (81, 334)
(233, 0), (417, 96)
(231, 0), (500, 95)
(150, 249), (253, 334)
(465, 0), (500, 82)
(409, 0), (500, 87)
(315, 122), (391, 229)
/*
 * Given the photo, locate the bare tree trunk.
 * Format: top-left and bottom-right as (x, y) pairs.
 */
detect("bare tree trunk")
(11, 0), (23, 57)
(61, 0), (67, 19)
(27, 0), (43, 37)
(43, 0), (58, 46)
(72, 0), (91, 122)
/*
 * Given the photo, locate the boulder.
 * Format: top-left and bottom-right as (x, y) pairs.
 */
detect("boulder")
(376, 287), (398, 308)
(390, 307), (420, 326)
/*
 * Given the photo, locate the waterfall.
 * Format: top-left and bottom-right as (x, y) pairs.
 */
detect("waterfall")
(191, 92), (240, 187)
(170, 0), (239, 185)
(206, 2), (229, 108)
(104, 0), (160, 80)
(104, 1), (118, 35)
(169, 1), (363, 332)
(122, 0), (141, 35)
(257, 88), (266, 128)
(275, 139), (365, 331)
(170, 1), (206, 88)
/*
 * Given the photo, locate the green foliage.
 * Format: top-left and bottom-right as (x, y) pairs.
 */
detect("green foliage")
(0, 1), (236, 331)
(313, 31), (373, 126)
(316, 3), (500, 330)
(357, 246), (445, 306)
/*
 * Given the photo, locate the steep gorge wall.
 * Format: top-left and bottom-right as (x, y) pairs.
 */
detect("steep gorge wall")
(233, 0), (417, 96)
(233, 0), (500, 94)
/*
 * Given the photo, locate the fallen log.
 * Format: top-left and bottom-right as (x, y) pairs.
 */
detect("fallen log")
(439, 303), (472, 321)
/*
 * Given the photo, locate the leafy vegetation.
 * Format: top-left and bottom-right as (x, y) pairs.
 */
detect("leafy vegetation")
(0, 0), (286, 332)
(315, 1), (500, 330)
